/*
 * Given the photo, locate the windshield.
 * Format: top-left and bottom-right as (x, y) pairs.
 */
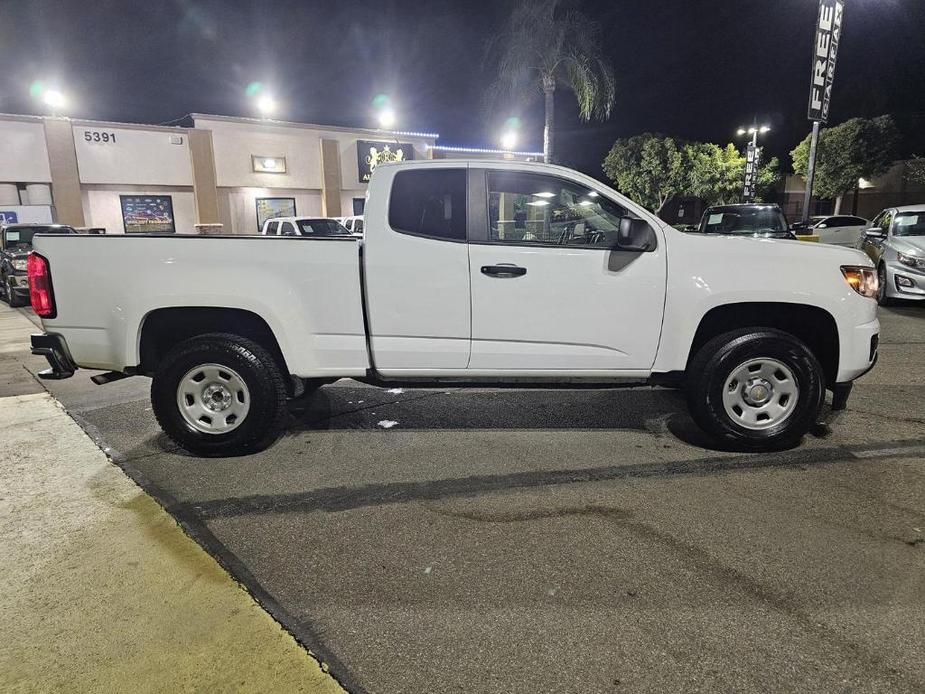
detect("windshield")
(296, 219), (351, 236)
(2, 226), (76, 250)
(699, 207), (788, 235)
(893, 212), (925, 236)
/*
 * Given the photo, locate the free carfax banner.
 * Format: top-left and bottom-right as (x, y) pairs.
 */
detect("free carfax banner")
(807, 0), (845, 123)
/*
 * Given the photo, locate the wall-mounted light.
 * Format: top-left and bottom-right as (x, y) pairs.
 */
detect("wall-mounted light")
(252, 155), (287, 173)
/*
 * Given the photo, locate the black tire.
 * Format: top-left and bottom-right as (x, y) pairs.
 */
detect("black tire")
(685, 328), (825, 450)
(876, 263), (893, 306)
(151, 333), (288, 457)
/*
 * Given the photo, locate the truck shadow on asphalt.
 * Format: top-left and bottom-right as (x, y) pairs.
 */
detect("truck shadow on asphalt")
(283, 383), (804, 453)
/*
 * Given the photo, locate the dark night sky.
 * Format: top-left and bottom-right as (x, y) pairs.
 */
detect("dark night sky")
(2, 0), (924, 179)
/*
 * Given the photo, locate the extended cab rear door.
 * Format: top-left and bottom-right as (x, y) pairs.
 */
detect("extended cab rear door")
(466, 166), (667, 372)
(363, 164), (471, 373)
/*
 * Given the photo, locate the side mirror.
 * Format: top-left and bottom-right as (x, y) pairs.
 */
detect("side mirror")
(616, 217), (657, 252)
(865, 227), (886, 239)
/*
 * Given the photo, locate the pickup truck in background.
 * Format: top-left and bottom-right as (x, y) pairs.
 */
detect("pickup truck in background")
(29, 160), (880, 457)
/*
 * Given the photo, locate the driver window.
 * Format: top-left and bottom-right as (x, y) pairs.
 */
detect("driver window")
(487, 171), (630, 247)
(880, 211), (894, 234)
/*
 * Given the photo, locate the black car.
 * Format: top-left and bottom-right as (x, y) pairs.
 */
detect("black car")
(697, 203), (795, 240)
(1, 224), (77, 307)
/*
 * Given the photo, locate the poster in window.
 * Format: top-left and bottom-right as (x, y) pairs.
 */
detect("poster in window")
(120, 195), (176, 233)
(255, 197), (297, 232)
(356, 140), (415, 183)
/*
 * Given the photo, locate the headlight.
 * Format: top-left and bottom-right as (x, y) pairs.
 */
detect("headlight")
(841, 266), (878, 299)
(897, 252), (925, 269)
(11, 259), (27, 272)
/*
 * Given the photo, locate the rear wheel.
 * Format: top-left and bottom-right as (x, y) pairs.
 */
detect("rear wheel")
(686, 328), (824, 450)
(151, 333), (288, 457)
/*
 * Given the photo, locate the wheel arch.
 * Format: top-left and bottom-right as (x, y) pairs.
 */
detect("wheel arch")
(138, 306), (290, 378)
(687, 302), (840, 387)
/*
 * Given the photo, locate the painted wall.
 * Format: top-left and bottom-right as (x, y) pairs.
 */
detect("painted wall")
(198, 118), (323, 190)
(0, 205), (53, 225)
(0, 119), (52, 183)
(82, 185), (197, 234)
(73, 124), (193, 186)
(217, 187), (323, 234)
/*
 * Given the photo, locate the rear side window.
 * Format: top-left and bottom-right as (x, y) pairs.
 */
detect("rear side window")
(264, 221), (279, 235)
(388, 169), (466, 241)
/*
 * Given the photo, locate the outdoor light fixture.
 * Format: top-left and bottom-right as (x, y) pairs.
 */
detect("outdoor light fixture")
(252, 155), (287, 173)
(760, 125), (771, 133)
(256, 95), (277, 117)
(500, 131), (517, 151)
(378, 108), (396, 129)
(737, 128), (747, 136)
(42, 89), (66, 112)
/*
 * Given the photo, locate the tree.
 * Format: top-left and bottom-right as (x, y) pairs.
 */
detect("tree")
(685, 142), (781, 206)
(905, 156), (925, 186)
(602, 134), (685, 213)
(791, 115), (899, 213)
(485, 0), (615, 163)
(603, 137), (781, 211)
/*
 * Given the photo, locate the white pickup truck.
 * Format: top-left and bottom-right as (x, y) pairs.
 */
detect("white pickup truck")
(28, 160), (880, 456)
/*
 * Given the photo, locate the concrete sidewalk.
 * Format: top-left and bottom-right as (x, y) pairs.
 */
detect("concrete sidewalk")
(0, 305), (344, 693)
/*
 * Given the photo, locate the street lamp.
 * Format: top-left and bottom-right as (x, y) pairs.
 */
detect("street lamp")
(377, 107), (396, 130)
(500, 131), (517, 151)
(256, 94), (277, 118)
(736, 124), (770, 201)
(42, 89), (67, 115)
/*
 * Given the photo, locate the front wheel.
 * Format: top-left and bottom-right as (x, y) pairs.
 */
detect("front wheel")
(876, 263), (893, 306)
(685, 328), (824, 450)
(151, 333), (288, 457)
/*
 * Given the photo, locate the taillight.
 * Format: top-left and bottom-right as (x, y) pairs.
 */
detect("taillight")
(27, 253), (56, 318)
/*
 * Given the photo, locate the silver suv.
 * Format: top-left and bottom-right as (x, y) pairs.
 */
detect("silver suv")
(858, 205), (925, 305)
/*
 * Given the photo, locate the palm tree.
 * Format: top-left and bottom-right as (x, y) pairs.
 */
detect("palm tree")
(485, 0), (615, 163)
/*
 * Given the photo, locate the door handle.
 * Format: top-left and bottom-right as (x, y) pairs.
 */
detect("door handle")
(481, 264), (527, 278)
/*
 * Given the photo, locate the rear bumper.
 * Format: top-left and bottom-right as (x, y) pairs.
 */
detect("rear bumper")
(31, 332), (77, 380)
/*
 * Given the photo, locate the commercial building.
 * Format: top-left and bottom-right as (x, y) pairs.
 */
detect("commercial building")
(0, 111), (541, 234)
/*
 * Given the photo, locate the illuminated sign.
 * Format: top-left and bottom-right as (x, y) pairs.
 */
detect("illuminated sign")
(357, 140), (415, 183)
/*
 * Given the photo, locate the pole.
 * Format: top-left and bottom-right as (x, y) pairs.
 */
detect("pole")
(801, 120), (820, 224)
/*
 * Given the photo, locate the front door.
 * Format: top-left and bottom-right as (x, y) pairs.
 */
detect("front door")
(467, 168), (667, 373)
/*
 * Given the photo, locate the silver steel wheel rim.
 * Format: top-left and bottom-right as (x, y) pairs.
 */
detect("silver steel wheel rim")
(176, 363), (250, 435)
(721, 358), (799, 431)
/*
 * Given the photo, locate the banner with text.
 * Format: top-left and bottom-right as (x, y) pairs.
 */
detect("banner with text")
(807, 0), (845, 123)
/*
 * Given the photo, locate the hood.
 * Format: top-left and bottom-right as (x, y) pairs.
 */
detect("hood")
(891, 236), (925, 256)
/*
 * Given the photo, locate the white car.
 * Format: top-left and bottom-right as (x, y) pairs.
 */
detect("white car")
(857, 205), (925, 304)
(803, 215), (869, 247)
(30, 159), (879, 456)
(260, 216), (352, 237)
(338, 215), (364, 234)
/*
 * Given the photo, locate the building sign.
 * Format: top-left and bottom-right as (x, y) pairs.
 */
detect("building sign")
(357, 140), (414, 183)
(0, 211), (18, 226)
(120, 195), (175, 233)
(807, 0), (844, 123)
(255, 197), (296, 232)
(743, 143), (761, 200)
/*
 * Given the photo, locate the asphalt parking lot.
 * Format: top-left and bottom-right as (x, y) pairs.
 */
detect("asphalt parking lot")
(25, 304), (925, 694)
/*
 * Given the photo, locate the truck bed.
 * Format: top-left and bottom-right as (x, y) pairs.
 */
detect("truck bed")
(33, 234), (370, 377)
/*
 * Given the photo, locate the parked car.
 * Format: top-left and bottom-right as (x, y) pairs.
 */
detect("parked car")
(857, 205), (925, 305)
(340, 215), (364, 234)
(1, 223), (77, 307)
(260, 217), (353, 237)
(793, 215), (868, 246)
(29, 159), (879, 456)
(697, 204), (795, 240)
